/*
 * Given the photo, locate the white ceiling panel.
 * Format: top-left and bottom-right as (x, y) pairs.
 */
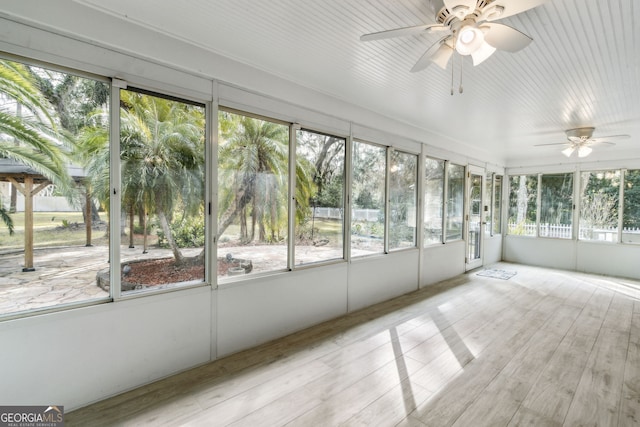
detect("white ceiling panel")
(12, 0), (640, 164)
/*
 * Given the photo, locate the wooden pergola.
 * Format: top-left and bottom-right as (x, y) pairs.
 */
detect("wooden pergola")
(0, 159), (92, 272)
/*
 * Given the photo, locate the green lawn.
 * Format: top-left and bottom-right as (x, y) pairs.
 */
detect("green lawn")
(0, 212), (107, 250)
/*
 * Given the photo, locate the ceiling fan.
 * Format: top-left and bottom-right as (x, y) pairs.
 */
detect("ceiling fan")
(360, 0), (549, 72)
(535, 127), (631, 158)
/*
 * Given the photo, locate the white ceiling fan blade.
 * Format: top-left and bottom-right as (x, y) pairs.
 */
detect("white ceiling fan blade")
(411, 36), (452, 72)
(471, 41), (496, 66)
(444, 0), (477, 19)
(485, 0), (550, 21)
(534, 142), (571, 147)
(360, 24), (447, 42)
(483, 23), (532, 52)
(590, 134), (631, 143)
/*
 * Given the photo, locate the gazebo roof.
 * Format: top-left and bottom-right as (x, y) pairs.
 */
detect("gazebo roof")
(0, 158), (86, 181)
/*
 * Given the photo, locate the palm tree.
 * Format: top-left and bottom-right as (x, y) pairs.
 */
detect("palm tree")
(218, 114), (300, 243)
(0, 60), (72, 233)
(120, 91), (205, 265)
(76, 91), (206, 265)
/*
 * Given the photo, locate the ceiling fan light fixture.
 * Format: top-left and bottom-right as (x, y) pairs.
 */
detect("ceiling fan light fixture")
(577, 145), (593, 158)
(471, 41), (497, 65)
(456, 25), (484, 55)
(561, 146), (575, 157)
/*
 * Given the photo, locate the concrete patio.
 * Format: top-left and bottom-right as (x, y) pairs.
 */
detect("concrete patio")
(0, 243), (358, 317)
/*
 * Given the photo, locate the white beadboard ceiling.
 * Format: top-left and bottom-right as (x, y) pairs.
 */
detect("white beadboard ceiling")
(5, 0), (640, 165)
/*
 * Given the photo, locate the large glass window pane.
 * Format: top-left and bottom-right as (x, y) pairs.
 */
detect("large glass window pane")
(119, 89), (205, 293)
(539, 173), (573, 238)
(484, 173), (493, 234)
(579, 170), (620, 242)
(351, 141), (385, 256)
(623, 169), (640, 243)
(0, 59), (110, 316)
(508, 175), (537, 236)
(217, 111), (289, 278)
(295, 129), (345, 265)
(493, 175), (503, 235)
(389, 150), (417, 250)
(445, 163), (464, 241)
(424, 158), (444, 245)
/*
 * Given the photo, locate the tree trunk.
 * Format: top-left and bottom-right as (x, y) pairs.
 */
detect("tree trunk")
(216, 187), (252, 240)
(9, 184), (16, 214)
(128, 204), (135, 248)
(157, 210), (184, 265)
(240, 206), (247, 241)
(517, 175), (528, 224)
(138, 206), (146, 230)
(250, 205), (257, 243)
(142, 209), (148, 254)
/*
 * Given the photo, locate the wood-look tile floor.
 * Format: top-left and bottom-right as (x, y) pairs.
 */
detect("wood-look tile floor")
(66, 263), (640, 426)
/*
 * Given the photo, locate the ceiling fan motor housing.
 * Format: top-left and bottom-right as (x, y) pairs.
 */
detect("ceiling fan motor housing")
(566, 127), (595, 139)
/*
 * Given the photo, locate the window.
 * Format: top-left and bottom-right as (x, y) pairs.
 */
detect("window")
(389, 150), (418, 250)
(351, 141), (385, 256)
(217, 110), (289, 278)
(295, 129), (345, 265)
(508, 175), (538, 236)
(539, 173), (573, 239)
(446, 163), (465, 241)
(482, 173), (503, 237)
(424, 158), (444, 245)
(0, 58), (110, 316)
(484, 173), (493, 234)
(119, 89), (206, 293)
(623, 169), (640, 244)
(493, 175), (503, 235)
(579, 170), (620, 242)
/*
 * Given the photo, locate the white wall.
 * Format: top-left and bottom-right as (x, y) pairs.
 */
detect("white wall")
(484, 234), (503, 265)
(0, 11), (503, 411)
(577, 242), (640, 279)
(216, 264), (348, 357)
(0, 287), (212, 410)
(504, 235), (640, 281)
(421, 241), (466, 286)
(504, 236), (576, 270)
(348, 250), (420, 312)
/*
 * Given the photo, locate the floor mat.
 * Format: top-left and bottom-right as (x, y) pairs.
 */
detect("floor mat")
(476, 269), (517, 280)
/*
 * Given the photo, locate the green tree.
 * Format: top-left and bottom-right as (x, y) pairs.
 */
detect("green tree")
(77, 91), (205, 265)
(120, 91), (205, 264)
(29, 67), (109, 224)
(218, 114), (290, 243)
(624, 170), (640, 229)
(0, 60), (73, 233)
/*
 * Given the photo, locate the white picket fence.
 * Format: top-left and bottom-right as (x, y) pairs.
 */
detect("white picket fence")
(508, 222), (640, 241)
(313, 207), (381, 222)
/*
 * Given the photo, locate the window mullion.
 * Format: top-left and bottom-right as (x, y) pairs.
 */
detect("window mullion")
(384, 147), (391, 254)
(288, 124), (299, 269)
(536, 174), (542, 237)
(619, 169), (626, 243)
(443, 161), (449, 243)
(109, 80), (124, 301)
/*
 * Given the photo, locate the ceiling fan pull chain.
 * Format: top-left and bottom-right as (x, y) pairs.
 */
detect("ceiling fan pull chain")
(459, 54), (464, 94)
(451, 52), (455, 96)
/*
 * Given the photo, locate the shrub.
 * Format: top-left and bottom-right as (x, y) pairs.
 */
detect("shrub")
(157, 216), (205, 248)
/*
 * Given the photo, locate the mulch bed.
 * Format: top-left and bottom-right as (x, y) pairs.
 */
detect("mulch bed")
(123, 257), (234, 285)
